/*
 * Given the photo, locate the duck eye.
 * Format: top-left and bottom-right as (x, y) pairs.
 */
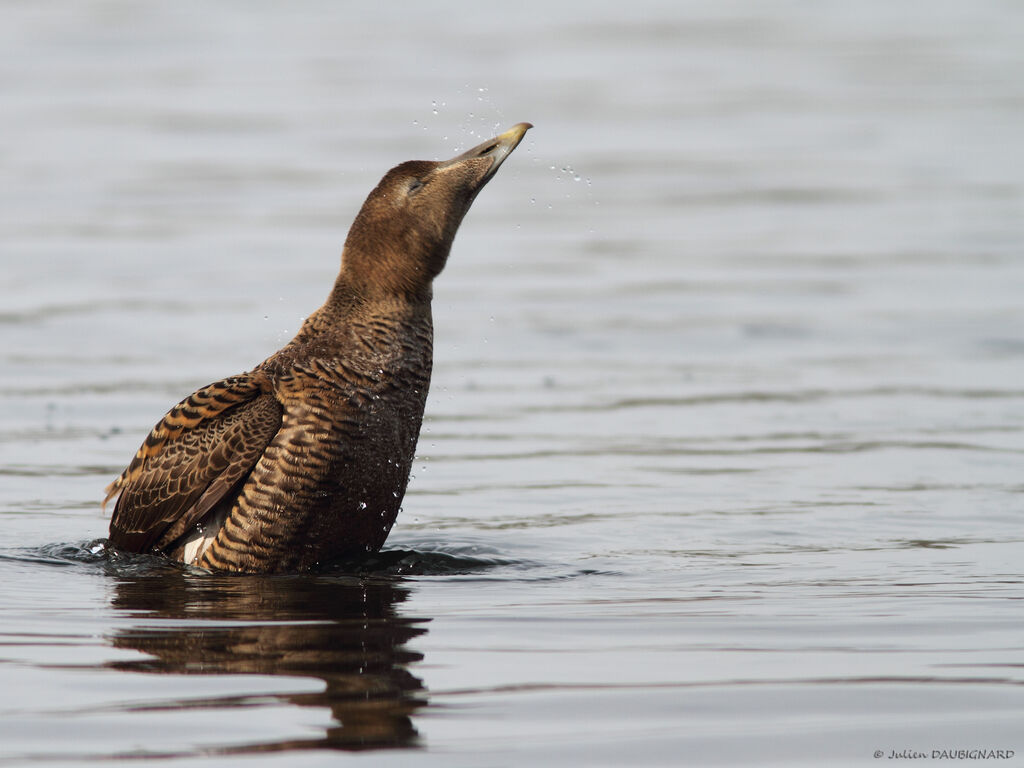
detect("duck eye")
(407, 179), (424, 195)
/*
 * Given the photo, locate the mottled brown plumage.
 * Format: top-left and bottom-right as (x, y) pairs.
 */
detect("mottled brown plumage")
(105, 123), (532, 572)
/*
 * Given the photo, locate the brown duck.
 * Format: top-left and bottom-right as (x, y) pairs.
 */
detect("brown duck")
(104, 122), (532, 572)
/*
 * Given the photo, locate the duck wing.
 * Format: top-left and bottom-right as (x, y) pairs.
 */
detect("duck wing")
(105, 373), (282, 554)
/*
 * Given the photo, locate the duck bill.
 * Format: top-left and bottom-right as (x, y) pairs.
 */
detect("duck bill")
(441, 122), (533, 178)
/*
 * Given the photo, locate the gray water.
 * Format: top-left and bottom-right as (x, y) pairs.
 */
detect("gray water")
(2, 1), (1024, 766)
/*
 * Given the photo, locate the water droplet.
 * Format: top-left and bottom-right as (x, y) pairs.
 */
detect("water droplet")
(412, 119), (419, 126)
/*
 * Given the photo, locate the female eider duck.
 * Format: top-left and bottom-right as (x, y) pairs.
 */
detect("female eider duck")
(104, 123), (532, 572)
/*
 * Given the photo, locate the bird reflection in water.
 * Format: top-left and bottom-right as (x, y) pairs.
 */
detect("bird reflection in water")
(105, 567), (428, 753)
